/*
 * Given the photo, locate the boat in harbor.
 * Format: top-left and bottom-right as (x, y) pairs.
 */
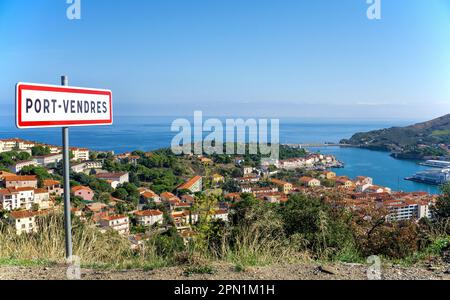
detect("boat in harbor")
(406, 168), (450, 185)
(419, 160), (450, 168)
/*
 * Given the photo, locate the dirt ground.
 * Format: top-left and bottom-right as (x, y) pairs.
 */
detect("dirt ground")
(1, 262), (449, 280)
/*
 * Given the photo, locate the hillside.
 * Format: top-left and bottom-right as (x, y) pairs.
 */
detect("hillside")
(341, 114), (450, 159)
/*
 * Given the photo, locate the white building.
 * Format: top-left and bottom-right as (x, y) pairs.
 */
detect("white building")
(95, 172), (129, 189)
(70, 147), (90, 161)
(9, 160), (38, 173)
(71, 161), (103, 173)
(99, 215), (130, 235)
(386, 200), (432, 222)
(0, 187), (35, 211)
(34, 188), (52, 209)
(35, 154), (63, 167)
(134, 210), (164, 227)
(8, 210), (40, 235)
(211, 209), (229, 222)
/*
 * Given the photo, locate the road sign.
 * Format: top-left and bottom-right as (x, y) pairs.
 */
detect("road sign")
(15, 77), (113, 260)
(16, 82), (113, 129)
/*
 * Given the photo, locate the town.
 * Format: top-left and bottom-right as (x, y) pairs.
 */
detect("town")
(0, 137), (439, 251)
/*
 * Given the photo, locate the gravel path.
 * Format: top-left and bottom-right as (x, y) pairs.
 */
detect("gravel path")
(1, 262), (449, 280)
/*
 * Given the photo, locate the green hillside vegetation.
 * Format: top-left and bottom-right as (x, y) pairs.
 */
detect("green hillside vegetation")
(341, 114), (450, 159)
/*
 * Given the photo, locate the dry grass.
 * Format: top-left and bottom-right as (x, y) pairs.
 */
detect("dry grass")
(0, 213), (167, 269)
(0, 212), (309, 270)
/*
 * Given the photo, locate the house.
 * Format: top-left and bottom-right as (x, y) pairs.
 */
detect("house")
(134, 210), (164, 226)
(95, 172), (129, 189)
(355, 183), (372, 193)
(251, 187), (279, 197)
(43, 179), (63, 196)
(355, 176), (373, 186)
(70, 147), (90, 161)
(0, 171), (15, 187)
(181, 194), (195, 205)
(140, 189), (161, 203)
(335, 176), (355, 189)
(299, 176), (321, 187)
(9, 160), (38, 173)
(171, 211), (190, 228)
(0, 187), (35, 210)
(138, 189), (161, 210)
(212, 174), (225, 184)
(8, 210), (41, 235)
(4, 175), (38, 189)
(240, 185), (253, 193)
(116, 153), (140, 165)
(270, 179), (293, 194)
(34, 188), (52, 209)
(236, 175), (260, 184)
(99, 215), (130, 235)
(211, 209), (229, 222)
(178, 176), (202, 193)
(160, 192), (180, 203)
(35, 154), (63, 167)
(199, 157), (213, 165)
(85, 202), (111, 222)
(320, 171), (336, 180)
(71, 186), (95, 201)
(224, 193), (241, 201)
(243, 167), (254, 176)
(365, 185), (391, 194)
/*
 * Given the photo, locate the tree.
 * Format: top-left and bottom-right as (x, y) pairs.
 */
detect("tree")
(32, 146), (51, 156)
(280, 194), (355, 259)
(112, 188), (128, 200)
(20, 166), (52, 186)
(433, 183), (450, 220)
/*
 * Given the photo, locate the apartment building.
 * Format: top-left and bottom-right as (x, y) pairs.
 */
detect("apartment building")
(99, 215), (130, 235)
(9, 160), (38, 173)
(0, 187), (34, 210)
(385, 200), (432, 222)
(35, 154), (63, 167)
(77, 161), (103, 172)
(70, 147), (90, 161)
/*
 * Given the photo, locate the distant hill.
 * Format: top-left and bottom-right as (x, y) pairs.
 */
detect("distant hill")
(341, 114), (450, 159)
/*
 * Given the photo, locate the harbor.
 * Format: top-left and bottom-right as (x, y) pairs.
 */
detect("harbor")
(406, 160), (450, 186)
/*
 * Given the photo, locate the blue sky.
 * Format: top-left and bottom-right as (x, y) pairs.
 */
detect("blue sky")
(0, 0), (449, 120)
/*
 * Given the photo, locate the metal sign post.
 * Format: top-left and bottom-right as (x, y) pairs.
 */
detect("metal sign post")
(61, 76), (73, 259)
(15, 78), (113, 261)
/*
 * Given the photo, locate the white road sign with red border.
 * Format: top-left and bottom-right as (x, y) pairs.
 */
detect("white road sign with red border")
(16, 82), (113, 129)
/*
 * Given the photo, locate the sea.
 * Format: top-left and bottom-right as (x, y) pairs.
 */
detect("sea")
(0, 115), (442, 194)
